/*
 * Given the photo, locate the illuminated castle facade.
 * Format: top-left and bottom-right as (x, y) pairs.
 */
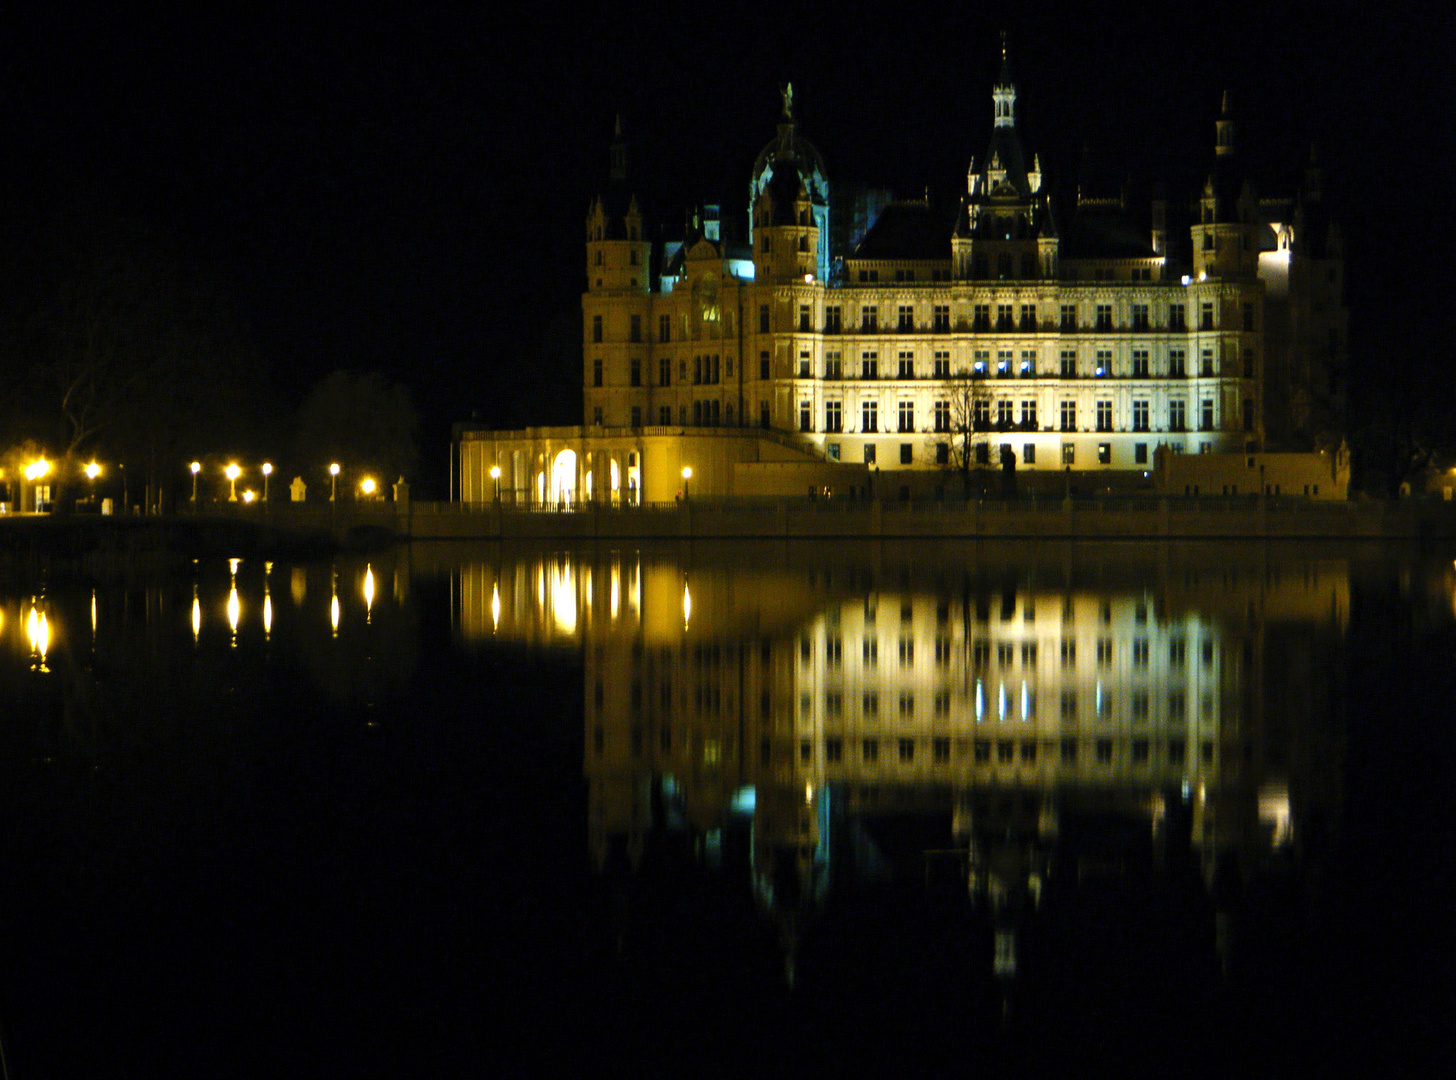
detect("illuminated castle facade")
(457, 43), (1346, 504)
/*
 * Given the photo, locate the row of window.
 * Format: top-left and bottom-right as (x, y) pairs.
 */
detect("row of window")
(785, 347), (1249, 380)
(805, 688), (1211, 724)
(591, 300), (1258, 346)
(799, 397), (1242, 435)
(812, 736), (1214, 767)
(804, 635), (1212, 670)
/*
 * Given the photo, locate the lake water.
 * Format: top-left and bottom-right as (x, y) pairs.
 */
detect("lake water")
(0, 540), (1449, 1074)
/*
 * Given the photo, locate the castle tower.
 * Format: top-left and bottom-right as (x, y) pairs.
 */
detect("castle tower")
(749, 84), (831, 283)
(1191, 93), (1258, 281)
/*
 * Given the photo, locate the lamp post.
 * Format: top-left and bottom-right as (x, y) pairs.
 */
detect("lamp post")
(190, 461), (201, 505)
(225, 463), (241, 502)
(261, 462), (272, 503)
(490, 464), (501, 503)
(681, 465), (692, 500)
(329, 463), (340, 502)
(84, 462), (101, 508)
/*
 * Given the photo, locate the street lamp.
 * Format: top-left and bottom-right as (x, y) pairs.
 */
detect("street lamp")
(84, 462), (101, 481)
(225, 463), (241, 502)
(681, 465), (692, 500)
(190, 461), (201, 504)
(261, 462), (272, 503)
(329, 463), (340, 502)
(359, 477), (377, 498)
(490, 464), (501, 502)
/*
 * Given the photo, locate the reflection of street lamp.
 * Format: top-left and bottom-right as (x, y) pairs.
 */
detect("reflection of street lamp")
(241, 490), (256, 504)
(190, 461), (201, 504)
(329, 463), (340, 502)
(225, 463), (241, 502)
(261, 462), (272, 503)
(681, 465), (692, 500)
(490, 464), (501, 502)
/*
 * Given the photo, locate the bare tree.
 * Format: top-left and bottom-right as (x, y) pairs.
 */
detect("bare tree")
(933, 366), (992, 496)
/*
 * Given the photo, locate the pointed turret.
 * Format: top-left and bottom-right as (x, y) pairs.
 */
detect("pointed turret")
(749, 83), (831, 281)
(586, 116), (650, 293)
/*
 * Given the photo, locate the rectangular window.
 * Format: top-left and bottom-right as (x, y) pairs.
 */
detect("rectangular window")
(1020, 350), (1036, 376)
(898, 400), (915, 433)
(1061, 443), (1075, 465)
(861, 352), (878, 379)
(1097, 442), (1111, 464)
(862, 400), (879, 433)
(630, 405), (642, 427)
(592, 314), (603, 342)
(1168, 304), (1186, 331)
(1242, 348), (1254, 378)
(933, 351), (950, 378)
(1020, 400), (1037, 428)
(761, 402), (771, 428)
(864, 443), (877, 465)
(898, 738), (914, 764)
(659, 405), (671, 425)
(1243, 398), (1254, 431)
(1060, 350), (1077, 377)
(1060, 400), (1076, 432)
(593, 405), (603, 425)
(936, 441), (949, 464)
(973, 399), (990, 428)
(1201, 398), (1214, 431)
(798, 351), (811, 378)
(1200, 301), (1214, 331)
(1095, 350), (1111, 377)
(1200, 348), (1214, 376)
(973, 350), (989, 376)
(1165, 399), (1185, 433)
(825, 351), (842, 378)
(862, 306), (878, 331)
(1132, 349), (1149, 377)
(898, 305), (914, 331)
(1020, 304), (1037, 331)
(996, 349), (1013, 377)
(934, 400), (950, 432)
(1096, 400), (1112, 432)
(658, 357), (671, 386)
(1169, 349), (1186, 377)
(933, 304), (950, 332)
(630, 358), (641, 386)
(996, 304), (1014, 330)
(1022, 442), (1035, 464)
(800, 402), (812, 432)
(592, 358), (603, 387)
(899, 693), (914, 718)
(1095, 304), (1113, 331)
(759, 351), (770, 380)
(1242, 302), (1254, 332)
(1131, 303), (1149, 331)
(862, 738), (879, 763)
(759, 304), (770, 333)
(898, 351), (914, 378)
(996, 400), (1014, 427)
(825, 306), (841, 333)
(900, 442), (913, 464)
(1060, 304), (1077, 331)
(825, 401), (842, 432)
(629, 314), (641, 342)
(799, 304), (811, 332)
(1132, 400), (1149, 432)
(973, 304), (991, 331)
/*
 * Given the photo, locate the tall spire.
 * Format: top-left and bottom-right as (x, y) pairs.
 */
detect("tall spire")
(992, 31), (1016, 129)
(609, 114), (628, 182)
(1215, 91), (1235, 157)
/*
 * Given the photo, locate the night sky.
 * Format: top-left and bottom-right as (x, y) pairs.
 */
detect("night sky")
(3, 3), (1447, 493)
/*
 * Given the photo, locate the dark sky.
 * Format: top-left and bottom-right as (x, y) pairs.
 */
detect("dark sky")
(2, 3), (1448, 490)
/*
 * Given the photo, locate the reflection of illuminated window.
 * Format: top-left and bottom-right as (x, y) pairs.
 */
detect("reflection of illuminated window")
(800, 740), (812, 763)
(825, 738), (842, 762)
(1061, 692), (1077, 720)
(934, 691), (950, 717)
(1132, 740), (1150, 764)
(1202, 639), (1215, 666)
(898, 739), (914, 763)
(997, 643), (1014, 667)
(1061, 739), (1077, 763)
(1021, 643), (1037, 667)
(1169, 639), (1186, 665)
(1201, 740), (1215, 764)
(1061, 640), (1076, 666)
(933, 738), (950, 763)
(899, 639), (914, 666)
(800, 693), (812, 717)
(1020, 741), (1036, 763)
(825, 692), (843, 717)
(935, 638), (952, 665)
(899, 693), (914, 718)
(801, 636), (812, 661)
(1169, 692), (1187, 720)
(1133, 640), (1149, 666)
(1097, 639), (1113, 665)
(827, 637), (842, 665)
(863, 693), (879, 718)
(704, 740), (721, 765)
(863, 639), (878, 665)
(997, 741), (1014, 763)
(1095, 739), (1114, 764)
(1168, 739), (1186, 765)
(974, 740), (991, 763)
(973, 642), (990, 668)
(1132, 692), (1150, 721)
(862, 739), (879, 763)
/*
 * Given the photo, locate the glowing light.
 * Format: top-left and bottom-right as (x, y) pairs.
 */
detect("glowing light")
(610, 563), (620, 620)
(263, 591), (273, 637)
(225, 464), (241, 482)
(804, 782), (814, 805)
(1021, 681), (1029, 721)
(329, 463), (340, 477)
(489, 465), (500, 480)
(261, 463), (273, 477)
(360, 477), (377, 497)
(241, 490), (256, 504)
(227, 585), (240, 641)
(681, 466), (693, 481)
(91, 590), (97, 637)
(27, 606), (50, 662)
(25, 459), (49, 482)
(552, 560), (577, 635)
(363, 565), (375, 620)
(190, 461), (201, 475)
(331, 593), (340, 637)
(191, 586), (201, 642)
(491, 582), (501, 632)
(229, 558), (241, 576)
(84, 462), (101, 480)
(999, 682), (1007, 721)
(976, 679), (984, 721)
(291, 568), (306, 606)
(682, 582), (692, 627)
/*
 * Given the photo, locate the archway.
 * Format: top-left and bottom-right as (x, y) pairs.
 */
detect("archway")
(552, 449), (578, 508)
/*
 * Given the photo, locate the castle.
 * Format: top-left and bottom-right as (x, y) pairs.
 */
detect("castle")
(458, 42), (1347, 504)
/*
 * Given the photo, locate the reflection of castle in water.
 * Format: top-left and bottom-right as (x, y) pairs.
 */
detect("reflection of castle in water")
(458, 543), (1350, 946)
